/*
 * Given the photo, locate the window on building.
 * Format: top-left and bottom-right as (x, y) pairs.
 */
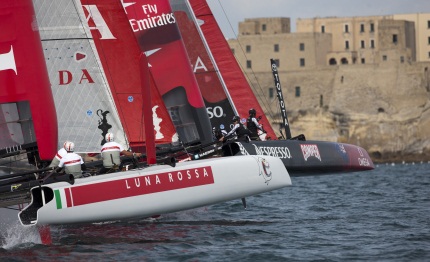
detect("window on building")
(321, 25), (325, 33)
(295, 86), (301, 97)
(246, 45), (251, 53)
(262, 24), (266, 31)
(344, 24), (349, 33)
(246, 60), (252, 68)
(269, 87), (274, 99)
(329, 58), (337, 65)
(345, 40), (349, 49)
(382, 55), (387, 61)
(370, 23), (375, 32)
(300, 58), (305, 67)
(361, 40), (365, 48)
(393, 34), (398, 44)
(370, 39), (375, 48)
(428, 51), (430, 58)
(428, 36), (430, 45)
(274, 44), (279, 52)
(299, 43), (305, 51)
(360, 24), (365, 32)
(361, 58), (365, 64)
(274, 59), (280, 67)
(341, 58), (348, 64)
(231, 48), (235, 54)
(400, 56), (405, 63)
(427, 20), (430, 29)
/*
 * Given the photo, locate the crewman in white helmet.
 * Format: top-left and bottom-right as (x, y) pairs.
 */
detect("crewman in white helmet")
(48, 141), (69, 168)
(55, 141), (86, 178)
(100, 132), (142, 174)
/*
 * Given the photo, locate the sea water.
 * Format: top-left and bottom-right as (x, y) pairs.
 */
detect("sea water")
(1, 163), (429, 261)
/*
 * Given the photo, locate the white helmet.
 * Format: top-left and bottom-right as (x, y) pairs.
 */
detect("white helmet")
(64, 141), (75, 152)
(63, 141), (69, 148)
(105, 133), (114, 142)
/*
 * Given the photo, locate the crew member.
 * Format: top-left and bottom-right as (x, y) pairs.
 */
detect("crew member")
(221, 116), (251, 142)
(213, 126), (227, 141)
(246, 108), (266, 140)
(49, 141), (69, 168)
(55, 141), (86, 178)
(100, 132), (142, 173)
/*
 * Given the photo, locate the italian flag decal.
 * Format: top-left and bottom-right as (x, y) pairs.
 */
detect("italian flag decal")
(54, 188), (73, 209)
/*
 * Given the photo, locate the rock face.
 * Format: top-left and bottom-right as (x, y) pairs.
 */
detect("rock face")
(252, 62), (430, 163)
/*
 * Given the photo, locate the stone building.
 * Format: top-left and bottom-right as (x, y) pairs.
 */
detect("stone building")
(227, 14), (430, 162)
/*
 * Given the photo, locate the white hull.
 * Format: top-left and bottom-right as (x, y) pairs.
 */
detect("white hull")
(19, 155), (290, 226)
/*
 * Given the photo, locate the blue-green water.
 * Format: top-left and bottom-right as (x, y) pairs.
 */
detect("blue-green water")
(1, 163), (429, 261)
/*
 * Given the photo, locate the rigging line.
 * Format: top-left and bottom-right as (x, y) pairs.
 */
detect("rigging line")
(214, 0), (276, 122)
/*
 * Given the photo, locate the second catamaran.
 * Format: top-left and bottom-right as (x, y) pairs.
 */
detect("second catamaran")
(171, 0), (374, 175)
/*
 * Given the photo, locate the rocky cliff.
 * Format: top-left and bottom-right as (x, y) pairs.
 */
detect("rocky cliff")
(254, 61), (430, 163)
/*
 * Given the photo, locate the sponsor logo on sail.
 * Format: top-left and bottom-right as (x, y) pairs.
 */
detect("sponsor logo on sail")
(0, 46), (17, 74)
(193, 56), (208, 72)
(300, 144), (322, 161)
(207, 106), (225, 119)
(58, 69), (95, 85)
(82, 5), (116, 39)
(74, 52), (87, 62)
(152, 105), (164, 139)
(128, 4), (176, 32)
(271, 61), (288, 127)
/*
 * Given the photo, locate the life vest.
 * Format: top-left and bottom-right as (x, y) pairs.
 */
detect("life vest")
(246, 117), (259, 138)
(236, 123), (251, 140)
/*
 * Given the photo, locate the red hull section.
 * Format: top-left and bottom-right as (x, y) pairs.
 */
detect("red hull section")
(189, 0), (277, 139)
(0, 0), (57, 160)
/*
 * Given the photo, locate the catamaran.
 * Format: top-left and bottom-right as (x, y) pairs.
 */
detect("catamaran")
(1, 0), (292, 237)
(170, 0), (374, 175)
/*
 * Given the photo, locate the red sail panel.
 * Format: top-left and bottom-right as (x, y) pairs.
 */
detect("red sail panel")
(0, 0), (57, 160)
(174, 9), (237, 133)
(80, 0), (176, 147)
(189, 0), (277, 139)
(124, 0), (213, 145)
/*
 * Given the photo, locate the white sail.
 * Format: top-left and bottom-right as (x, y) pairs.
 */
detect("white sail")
(33, 0), (127, 153)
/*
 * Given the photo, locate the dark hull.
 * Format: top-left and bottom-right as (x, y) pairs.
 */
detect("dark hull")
(222, 140), (374, 176)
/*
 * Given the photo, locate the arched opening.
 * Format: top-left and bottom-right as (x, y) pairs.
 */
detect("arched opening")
(329, 58), (337, 65)
(341, 58), (348, 64)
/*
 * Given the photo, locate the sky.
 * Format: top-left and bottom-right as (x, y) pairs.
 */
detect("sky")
(206, 0), (430, 39)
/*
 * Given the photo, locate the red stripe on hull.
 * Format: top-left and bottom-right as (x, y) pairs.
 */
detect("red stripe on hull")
(65, 188), (72, 208)
(69, 166), (214, 207)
